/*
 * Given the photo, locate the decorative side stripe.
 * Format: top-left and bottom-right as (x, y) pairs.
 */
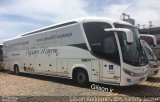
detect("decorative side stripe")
(68, 43), (88, 51)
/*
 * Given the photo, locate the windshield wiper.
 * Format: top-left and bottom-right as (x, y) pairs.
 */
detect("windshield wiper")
(134, 39), (147, 65)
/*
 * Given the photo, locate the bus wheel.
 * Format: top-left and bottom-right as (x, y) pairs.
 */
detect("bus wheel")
(75, 69), (89, 86)
(14, 65), (19, 75)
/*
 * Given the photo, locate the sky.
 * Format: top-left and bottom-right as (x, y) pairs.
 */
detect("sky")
(0, 0), (160, 44)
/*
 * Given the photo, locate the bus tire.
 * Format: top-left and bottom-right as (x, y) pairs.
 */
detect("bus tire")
(14, 65), (19, 75)
(75, 69), (89, 86)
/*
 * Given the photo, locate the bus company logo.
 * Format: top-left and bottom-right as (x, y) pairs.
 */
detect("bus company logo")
(25, 49), (40, 57)
(41, 47), (59, 56)
(109, 65), (113, 70)
(25, 47), (59, 57)
(36, 33), (72, 42)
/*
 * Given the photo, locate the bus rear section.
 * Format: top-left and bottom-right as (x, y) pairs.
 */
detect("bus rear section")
(0, 44), (4, 70)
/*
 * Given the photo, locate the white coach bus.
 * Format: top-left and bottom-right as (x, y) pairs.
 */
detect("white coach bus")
(3, 17), (148, 86)
(140, 34), (160, 77)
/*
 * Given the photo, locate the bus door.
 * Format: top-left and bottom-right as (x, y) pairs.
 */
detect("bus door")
(101, 34), (121, 84)
(102, 61), (120, 84)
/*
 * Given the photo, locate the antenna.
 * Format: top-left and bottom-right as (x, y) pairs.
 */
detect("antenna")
(149, 21), (153, 28)
(122, 13), (130, 20)
(122, 13), (135, 25)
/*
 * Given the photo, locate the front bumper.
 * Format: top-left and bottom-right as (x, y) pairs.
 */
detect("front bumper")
(148, 68), (159, 77)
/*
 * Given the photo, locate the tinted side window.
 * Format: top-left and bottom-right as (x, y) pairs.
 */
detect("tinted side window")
(104, 36), (116, 54)
(83, 22), (120, 64)
(103, 34), (120, 64)
(83, 22), (112, 49)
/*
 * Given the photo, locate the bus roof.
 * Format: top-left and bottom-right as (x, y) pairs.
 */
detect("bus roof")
(4, 17), (132, 42)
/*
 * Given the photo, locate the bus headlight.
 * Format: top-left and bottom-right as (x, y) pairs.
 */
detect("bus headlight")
(123, 68), (135, 77)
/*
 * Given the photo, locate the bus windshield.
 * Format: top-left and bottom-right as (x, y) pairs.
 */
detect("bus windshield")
(114, 24), (148, 66)
(141, 40), (157, 61)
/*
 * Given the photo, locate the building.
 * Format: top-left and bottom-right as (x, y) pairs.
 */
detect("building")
(139, 27), (160, 34)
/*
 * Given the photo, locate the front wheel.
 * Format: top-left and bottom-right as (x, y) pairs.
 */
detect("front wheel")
(75, 70), (89, 86)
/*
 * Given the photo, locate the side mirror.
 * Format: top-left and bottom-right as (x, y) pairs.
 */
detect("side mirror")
(104, 28), (134, 43)
(140, 34), (157, 46)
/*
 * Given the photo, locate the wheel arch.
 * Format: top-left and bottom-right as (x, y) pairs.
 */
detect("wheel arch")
(70, 64), (91, 82)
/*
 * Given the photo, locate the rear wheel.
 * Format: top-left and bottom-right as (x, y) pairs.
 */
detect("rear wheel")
(14, 65), (19, 75)
(75, 69), (89, 86)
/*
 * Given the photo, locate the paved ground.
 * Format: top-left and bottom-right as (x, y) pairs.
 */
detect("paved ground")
(0, 71), (159, 101)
